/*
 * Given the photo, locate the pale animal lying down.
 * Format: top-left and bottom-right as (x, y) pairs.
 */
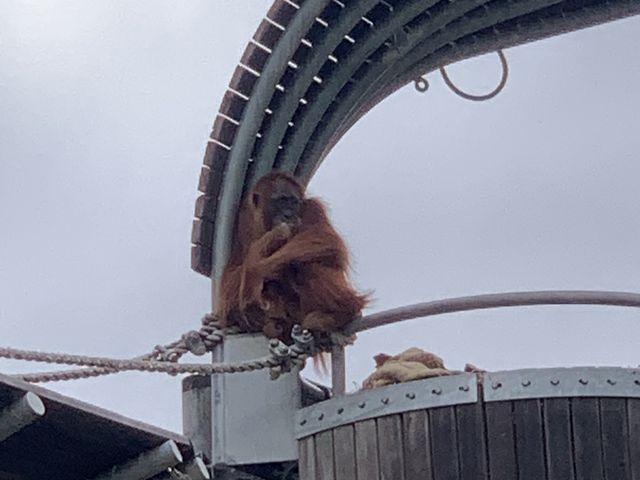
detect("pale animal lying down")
(361, 347), (484, 390)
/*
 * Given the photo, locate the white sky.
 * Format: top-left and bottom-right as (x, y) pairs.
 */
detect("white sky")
(1, 1), (639, 433)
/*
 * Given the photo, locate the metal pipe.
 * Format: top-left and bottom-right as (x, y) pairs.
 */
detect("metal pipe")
(331, 345), (346, 397)
(91, 440), (183, 480)
(0, 392), (46, 442)
(346, 290), (640, 335)
(183, 457), (210, 480)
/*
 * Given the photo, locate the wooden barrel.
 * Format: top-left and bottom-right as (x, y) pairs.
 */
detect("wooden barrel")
(295, 367), (640, 479)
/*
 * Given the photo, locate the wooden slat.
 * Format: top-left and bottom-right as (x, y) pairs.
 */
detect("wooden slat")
(485, 401), (517, 480)
(211, 115), (238, 147)
(267, 0), (298, 28)
(315, 430), (335, 480)
(191, 218), (214, 247)
(299, 436), (317, 480)
(629, 398), (640, 480)
(354, 420), (379, 480)
(190, 245), (212, 277)
(402, 410), (432, 479)
(219, 90), (248, 122)
(241, 42), (270, 73)
(377, 415), (404, 480)
(572, 398), (604, 480)
(544, 398), (574, 480)
(195, 195), (217, 223)
(253, 19), (283, 50)
(456, 401), (488, 480)
(600, 398), (629, 479)
(333, 425), (356, 480)
(202, 140), (230, 168)
(430, 406), (459, 480)
(229, 65), (260, 98)
(514, 400), (546, 480)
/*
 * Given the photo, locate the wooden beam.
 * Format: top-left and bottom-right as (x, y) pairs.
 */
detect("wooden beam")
(0, 392), (45, 442)
(91, 440), (183, 480)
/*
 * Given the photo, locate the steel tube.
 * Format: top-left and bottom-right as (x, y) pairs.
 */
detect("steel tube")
(346, 290), (640, 335)
(331, 345), (346, 396)
(91, 440), (183, 480)
(0, 392), (46, 442)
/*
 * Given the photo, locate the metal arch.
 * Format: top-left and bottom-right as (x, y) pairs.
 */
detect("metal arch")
(248, 0), (381, 183)
(298, 0), (564, 180)
(345, 290), (640, 335)
(212, 0), (333, 290)
(321, 0), (640, 168)
(295, 0), (501, 180)
(193, 0), (640, 278)
(278, 0), (443, 173)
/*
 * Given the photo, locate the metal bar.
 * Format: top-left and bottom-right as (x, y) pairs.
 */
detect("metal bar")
(91, 440), (183, 480)
(250, 0), (380, 181)
(183, 457), (211, 480)
(280, 0), (442, 174)
(312, 0), (640, 178)
(0, 391), (46, 442)
(346, 290), (640, 335)
(297, 0), (564, 180)
(182, 375), (212, 458)
(331, 345), (346, 396)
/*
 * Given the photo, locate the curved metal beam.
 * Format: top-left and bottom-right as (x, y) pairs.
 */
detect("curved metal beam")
(346, 290), (640, 335)
(278, 0), (444, 173)
(298, 0), (563, 180)
(212, 0), (333, 289)
(313, 0), (640, 176)
(249, 0), (381, 182)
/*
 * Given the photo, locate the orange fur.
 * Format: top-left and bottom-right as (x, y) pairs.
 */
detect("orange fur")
(216, 172), (368, 346)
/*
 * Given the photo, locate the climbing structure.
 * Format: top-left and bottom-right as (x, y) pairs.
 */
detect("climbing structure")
(191, 0), (640, 281)
(184, 1), (640, 479)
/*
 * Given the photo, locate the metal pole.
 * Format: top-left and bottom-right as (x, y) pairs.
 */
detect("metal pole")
(347, 290), (640, 334)
(331, 345), (346, 396)
(183, 457), (210, 480)
(0, 392), (45, 442)
(91, 440), (183, 480)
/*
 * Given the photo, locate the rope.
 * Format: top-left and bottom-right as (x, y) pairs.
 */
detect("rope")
(1, 346), (279, 375)
(8, 314), (244, 383)
(4, 316), (314, 383)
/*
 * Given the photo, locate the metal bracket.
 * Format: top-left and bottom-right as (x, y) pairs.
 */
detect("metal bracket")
(483, 367), (640, 402)
(295, 373), (477, 438)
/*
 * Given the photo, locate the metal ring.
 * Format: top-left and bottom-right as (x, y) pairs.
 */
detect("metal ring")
(439, 49), (508, 102)
(414, 76), (430, 93)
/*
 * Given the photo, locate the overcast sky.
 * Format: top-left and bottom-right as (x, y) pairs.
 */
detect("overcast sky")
(1, 1), (639, 434)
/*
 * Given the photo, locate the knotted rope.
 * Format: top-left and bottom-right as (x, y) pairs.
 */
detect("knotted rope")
(3, 315), (315, 383)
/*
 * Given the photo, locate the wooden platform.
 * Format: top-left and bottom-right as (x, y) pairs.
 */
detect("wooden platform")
(0, 373), (197, 480)
(296, 367), (640, 479)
